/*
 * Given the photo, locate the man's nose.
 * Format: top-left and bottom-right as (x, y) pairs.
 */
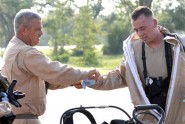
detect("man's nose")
(137, 30), (143, 37)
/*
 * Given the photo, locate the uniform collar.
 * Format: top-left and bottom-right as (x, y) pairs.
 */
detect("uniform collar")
(158, 25), (179, 46)
(11, 36), (28, 46)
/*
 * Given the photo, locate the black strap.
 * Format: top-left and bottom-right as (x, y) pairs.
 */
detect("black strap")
(142, 41), (172, 80)
(15, 114), (38, 119)
(62, 109), (97, 124)
(142, 43), (147, 79)
(45, 81), (49, 94)
(164, 42), (172, 78)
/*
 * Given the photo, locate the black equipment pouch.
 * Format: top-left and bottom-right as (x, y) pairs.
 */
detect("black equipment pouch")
(145, 76), (170, 111)
(145, 77), (162, 97)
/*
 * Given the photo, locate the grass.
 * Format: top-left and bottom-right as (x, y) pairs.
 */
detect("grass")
(68, 55), (122, 74)
(39, 47), (123, 74)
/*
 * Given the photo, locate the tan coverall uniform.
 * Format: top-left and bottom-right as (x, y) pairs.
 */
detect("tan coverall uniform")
(1, 36), (96, 124)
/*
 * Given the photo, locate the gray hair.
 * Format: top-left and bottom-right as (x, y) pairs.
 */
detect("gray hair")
(14, 9), (41, 33)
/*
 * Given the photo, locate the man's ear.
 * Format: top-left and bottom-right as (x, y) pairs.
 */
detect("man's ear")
(153, 18), (158, 27)
(20, 27), (28, 35)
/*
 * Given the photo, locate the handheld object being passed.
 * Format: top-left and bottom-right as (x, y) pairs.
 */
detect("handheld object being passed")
(81, 80), (95, 89)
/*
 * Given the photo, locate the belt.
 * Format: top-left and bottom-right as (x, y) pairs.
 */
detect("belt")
(15, 114), (38, 119)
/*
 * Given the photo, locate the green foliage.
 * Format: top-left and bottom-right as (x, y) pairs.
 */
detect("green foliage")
(70, 5), (104, 65)
(51, 53), (69, 63)
(71, 6), (100, 48)
(83, 49), (99, 66)
(90, 0), (104, 19)
(115, 0), (138, 19)
(103, 19), (130, 55)
(0, 0), (35, 47)
(60, 53), (70, 63)
(0, 50), (3, 57)
(50, 47), (70, 63)
(40, 49), (52, 56)
(2, 0), (185, 60)
(58, 47), (66, 54)
(52, 54), (69, 63)
(43, 0), (74, 55)
(97, 54), (122, 68)
(39, 46), (122, 69)
(72, 48), (83, 56)
(68, 56), (84, 66)
(170, 6), (185, 32)
(153, 0), (185, 32)
(155, 10), (175, 32)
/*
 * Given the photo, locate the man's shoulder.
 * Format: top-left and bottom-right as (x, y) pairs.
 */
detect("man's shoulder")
(163, 32), (185, 50)
(21, 47), (41, 56)
(176, 34), (185, 51)
(131, 39), (143, 49)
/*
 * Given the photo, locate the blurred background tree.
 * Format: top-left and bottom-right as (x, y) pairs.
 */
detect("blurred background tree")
(0, 0), (35, 47)
(0, 0), (184, 65)
(42, 0), (74, 60)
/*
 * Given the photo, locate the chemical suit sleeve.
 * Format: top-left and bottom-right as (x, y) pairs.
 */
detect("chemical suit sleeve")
(91, 57), (127, 90)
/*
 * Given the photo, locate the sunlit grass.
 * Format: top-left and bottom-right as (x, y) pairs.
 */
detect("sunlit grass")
(36, 46), (53, 56)
(40, 49), (53, 56)
(69, 56), (122, 74)
(38, 47), (123, 74)
(0, 49), (4, 57)
(64, 54), (122, 74)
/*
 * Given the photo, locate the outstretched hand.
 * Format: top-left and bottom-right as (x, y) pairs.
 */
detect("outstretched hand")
(73, 70), (101, 89)
(88, 70), (100, 81)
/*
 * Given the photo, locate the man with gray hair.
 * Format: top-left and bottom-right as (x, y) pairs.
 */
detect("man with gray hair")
(1, 9), (97, 124)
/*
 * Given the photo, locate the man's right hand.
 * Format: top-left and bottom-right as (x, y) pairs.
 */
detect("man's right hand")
(88, 70), (100, 82)
(73, 70), (100, 89)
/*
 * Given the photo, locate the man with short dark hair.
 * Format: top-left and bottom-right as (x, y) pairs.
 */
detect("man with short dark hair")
(89, 6), (185, 124)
